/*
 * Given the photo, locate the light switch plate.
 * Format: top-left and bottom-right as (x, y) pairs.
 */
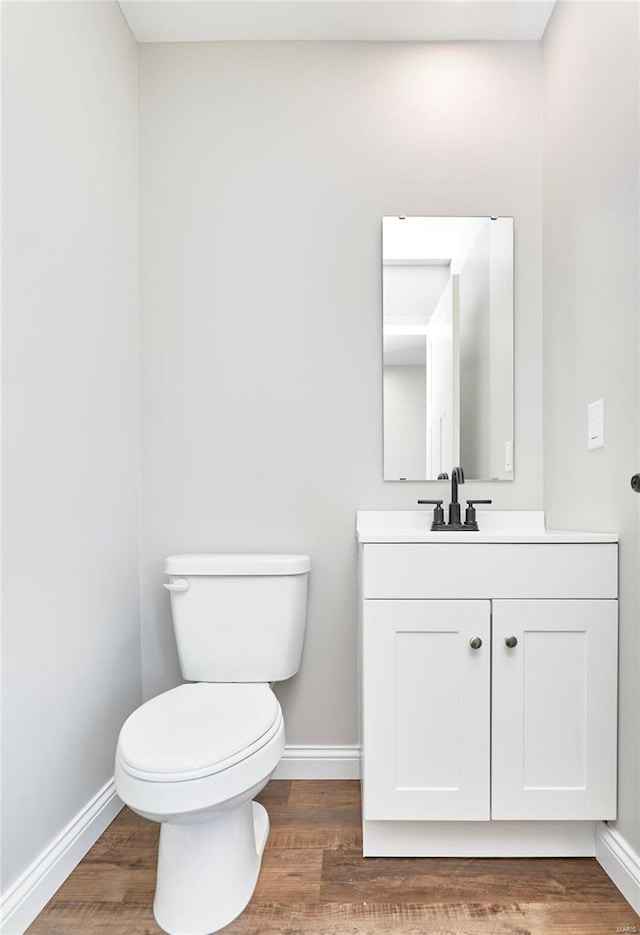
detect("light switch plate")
(505, 440), (514, 473)
(588, 399), (604, 450)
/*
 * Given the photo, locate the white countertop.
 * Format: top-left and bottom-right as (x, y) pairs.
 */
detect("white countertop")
(356, 510), (618, 544)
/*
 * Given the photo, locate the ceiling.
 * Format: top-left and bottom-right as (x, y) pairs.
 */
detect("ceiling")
(118, 0), (556, 43)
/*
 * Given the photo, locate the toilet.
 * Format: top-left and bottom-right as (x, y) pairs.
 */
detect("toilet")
(115, 553), (310, 935)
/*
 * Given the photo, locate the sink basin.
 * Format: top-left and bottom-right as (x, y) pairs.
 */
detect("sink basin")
(355, 510), (617, 544)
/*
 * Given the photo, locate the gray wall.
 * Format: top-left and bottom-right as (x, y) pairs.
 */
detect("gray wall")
(542, 1), (640, 853)
(139, 40), (543, 743)
(1, 1), (141, 893)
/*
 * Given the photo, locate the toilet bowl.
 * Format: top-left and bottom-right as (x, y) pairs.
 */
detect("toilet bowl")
(114, 553), (310, 935)
(116, 683), (285, 935)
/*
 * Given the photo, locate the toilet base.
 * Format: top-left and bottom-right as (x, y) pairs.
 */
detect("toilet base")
(153, 801), (270, 935)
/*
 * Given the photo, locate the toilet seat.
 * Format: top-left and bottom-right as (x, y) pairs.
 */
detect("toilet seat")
(115, 709), (285, 824)
(117, 683), (282, 783)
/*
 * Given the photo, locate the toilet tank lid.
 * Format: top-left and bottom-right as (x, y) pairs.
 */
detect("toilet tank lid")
(164, 553), (311, 576)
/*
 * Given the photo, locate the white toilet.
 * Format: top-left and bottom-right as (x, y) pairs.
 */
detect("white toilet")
(115, 553), (310, 935)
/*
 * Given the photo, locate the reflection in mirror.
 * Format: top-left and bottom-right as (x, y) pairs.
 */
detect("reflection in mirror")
(382, 216), (514, 482)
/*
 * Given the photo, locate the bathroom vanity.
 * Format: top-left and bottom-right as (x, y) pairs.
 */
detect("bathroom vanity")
(356, 511), (618, 857)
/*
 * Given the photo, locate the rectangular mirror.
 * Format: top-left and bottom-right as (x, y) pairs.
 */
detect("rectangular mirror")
(382, 216), (514, 481)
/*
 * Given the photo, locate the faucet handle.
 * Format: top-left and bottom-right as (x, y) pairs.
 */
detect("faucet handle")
(464, 499), (493, 531)
(417, 499), (446, 530)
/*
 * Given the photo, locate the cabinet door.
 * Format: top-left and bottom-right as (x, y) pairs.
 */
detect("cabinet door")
(492, 600), (618, 820)
(362, 600), (490, 820)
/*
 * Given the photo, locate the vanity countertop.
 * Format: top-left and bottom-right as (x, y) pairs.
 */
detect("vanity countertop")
(356, 510), (618, 544)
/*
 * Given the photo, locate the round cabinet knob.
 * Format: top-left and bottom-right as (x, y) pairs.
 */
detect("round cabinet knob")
(505, 636), (518, 648)
(469, 637), (482, 650)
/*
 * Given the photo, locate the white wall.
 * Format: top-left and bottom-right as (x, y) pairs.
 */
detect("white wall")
(488, 219), (514, 479)
(139, 40), (542, 743)
(383, 365), (426, 479)
(1, 0), (141, 902)
(383, 265), (450, 322)
(459, 221), (491, 478)
(542, 0), (640, 858)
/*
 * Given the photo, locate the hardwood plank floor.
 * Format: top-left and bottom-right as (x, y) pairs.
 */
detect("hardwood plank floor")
(27, 780), (640, 935)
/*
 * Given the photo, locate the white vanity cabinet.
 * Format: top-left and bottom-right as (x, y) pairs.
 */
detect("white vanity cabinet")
(363, 599), (491, 822)
(491, 599), (617, 821)
(357, 512), (619, 857)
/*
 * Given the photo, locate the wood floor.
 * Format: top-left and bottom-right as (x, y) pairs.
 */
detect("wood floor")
(28, 780), (639, 935)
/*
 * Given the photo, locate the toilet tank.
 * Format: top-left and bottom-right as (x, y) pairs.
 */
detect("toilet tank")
(164, 554), (310, 682)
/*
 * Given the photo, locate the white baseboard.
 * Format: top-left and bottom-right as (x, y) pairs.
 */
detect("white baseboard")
(1, 778), (123, 935)
(272, 745), (361, 780)
(596, 822), (640, 914)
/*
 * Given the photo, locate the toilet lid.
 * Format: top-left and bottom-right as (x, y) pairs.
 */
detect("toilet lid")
(117, 683), (282, 782)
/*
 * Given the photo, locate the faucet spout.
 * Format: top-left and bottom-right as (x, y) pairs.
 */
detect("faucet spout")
(449, 466), (465, 526)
